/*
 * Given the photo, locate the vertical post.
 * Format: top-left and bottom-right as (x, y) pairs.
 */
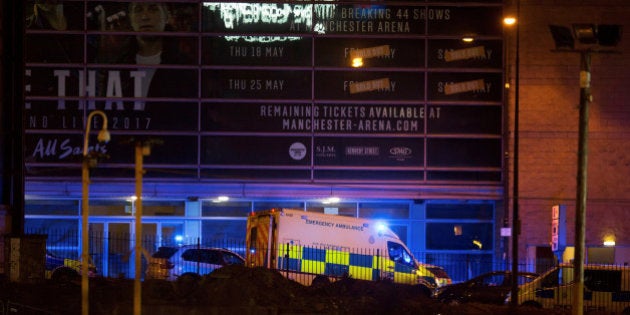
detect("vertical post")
(81, 159), (90, 315)
(81, 110), (109, 315)
(2, 0), (25, 236)
(572, 50), (591, 315)
(266, 215), (274, 268)
(285, 242), (289, 279)
(510, 0), (521, 308)
(376, 249), (381, 280)
(196, 237), (201, 274)
(134, 141), (144, 315)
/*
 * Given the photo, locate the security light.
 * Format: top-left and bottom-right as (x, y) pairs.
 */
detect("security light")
(572, 24), (597, 44)
(596, 24), (622, 46)
(549, 25), (574, 49)
(549, 24), (622, 49)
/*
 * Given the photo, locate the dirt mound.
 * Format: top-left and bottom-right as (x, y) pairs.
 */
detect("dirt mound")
(196, 265), (308, 307)
(192, 265), (440, 314)
(1, 266), (571, 315)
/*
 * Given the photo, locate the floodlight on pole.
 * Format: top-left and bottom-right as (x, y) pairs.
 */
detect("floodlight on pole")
(504, 1), (520, 308)
(548, 23), (621, 315)
(81, 110), (110, 315)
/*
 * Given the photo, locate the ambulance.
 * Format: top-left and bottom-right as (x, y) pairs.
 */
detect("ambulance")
(245, 208), (450, 292)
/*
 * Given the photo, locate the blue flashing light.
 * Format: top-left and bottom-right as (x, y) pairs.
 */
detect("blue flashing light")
(376, 222), (387, 233)
(174, 235), (183, 243)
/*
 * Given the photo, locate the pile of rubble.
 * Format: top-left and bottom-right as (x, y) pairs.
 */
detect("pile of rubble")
(0, 265), (570, 314)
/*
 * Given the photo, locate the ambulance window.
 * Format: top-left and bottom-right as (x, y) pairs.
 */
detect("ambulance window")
(388, 242), (414, 267)
(250, 227), (257, 244)
(560, 266), (574, 285)
(541, 269), (560, 288)
(584, 270), (621, 292)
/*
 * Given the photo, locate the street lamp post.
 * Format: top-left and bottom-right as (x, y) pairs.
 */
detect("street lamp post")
(508, 6), (520, 308)
(133, 140), (150, 315)
(548, 23), (621, 315)
(81, 110), (110, 315)
(501, 1), (519, 308)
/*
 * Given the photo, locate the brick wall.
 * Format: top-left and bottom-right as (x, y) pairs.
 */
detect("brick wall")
(506, 0), (630, 262)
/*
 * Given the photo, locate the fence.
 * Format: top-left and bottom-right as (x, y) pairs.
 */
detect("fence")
(8, 231), (630, 314)
(29, 229), (528, 283)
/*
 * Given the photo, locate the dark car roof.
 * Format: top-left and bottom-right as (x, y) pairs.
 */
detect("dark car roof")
(463, 270), (539, 285)
(151, 245), (244, 261)
(477, 270), (538, 276)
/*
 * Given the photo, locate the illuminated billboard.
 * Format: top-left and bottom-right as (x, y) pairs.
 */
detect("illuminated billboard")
(24, 1), (503, 183)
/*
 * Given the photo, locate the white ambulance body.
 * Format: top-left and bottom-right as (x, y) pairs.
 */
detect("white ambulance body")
(245, 208), (446, 290)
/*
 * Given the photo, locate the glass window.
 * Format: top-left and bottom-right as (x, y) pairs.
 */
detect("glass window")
(389, 225), (408, 244)
(223, 252), (244, 265)
(479, 273), (504, 286)
(26, 218), (79, 250)
(517, 274), (537, 285)
(306, 202), (356, 217)
(160, 223), (184, 247)
(90, 200), (127, 216)
(253, 201), (303, 211)
(387, 241), (414, 268)
(426, 223), (492, 250)
(25, 200), (78, 215)
(359, 203), (409, 219)
(89, 200), (185, 216)
(542, 268), (561, 287)
(142, 201), (185, 216)
(584, 270), (621, 292)
(202, 201), (251, 216)
(201, 219), (247, 244)
(426, 203), (493, 220)
(144, 201), (185, 216)
(182, 249), (222, 264)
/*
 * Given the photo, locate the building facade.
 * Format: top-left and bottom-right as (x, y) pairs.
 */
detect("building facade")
(1, 0), (629, 281)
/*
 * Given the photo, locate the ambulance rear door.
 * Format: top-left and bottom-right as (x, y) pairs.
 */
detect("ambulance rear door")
(246, 212), (276, 268)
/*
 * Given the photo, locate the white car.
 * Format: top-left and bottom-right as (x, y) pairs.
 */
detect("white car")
(145, 245), (244, 281)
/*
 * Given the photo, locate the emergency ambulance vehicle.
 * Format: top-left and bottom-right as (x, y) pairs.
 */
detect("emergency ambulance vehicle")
(245, 208), (450, 291)
(511, 263), (630, 314)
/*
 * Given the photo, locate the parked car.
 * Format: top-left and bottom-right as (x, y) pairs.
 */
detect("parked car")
(145, 245), (245, 281)
(511, 263), (630, 313)
(434, 270), (539, 305)
(422, 263), (453, 288)
(45, 251), (97, 282)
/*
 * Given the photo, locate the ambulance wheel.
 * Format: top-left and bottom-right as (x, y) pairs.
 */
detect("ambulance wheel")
(311, 275), (330, 288)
